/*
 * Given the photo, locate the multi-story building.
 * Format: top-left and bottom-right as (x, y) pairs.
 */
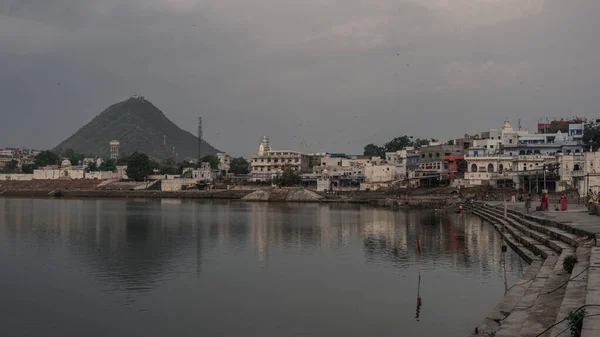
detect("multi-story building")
(250, 136), (310, 181)
(109, 140), (120, 160)
(557, 152), (600, 195)
(216, 153), (231, 173)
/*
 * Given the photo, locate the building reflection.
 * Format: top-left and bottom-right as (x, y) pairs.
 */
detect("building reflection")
(0, 198), (523, 299)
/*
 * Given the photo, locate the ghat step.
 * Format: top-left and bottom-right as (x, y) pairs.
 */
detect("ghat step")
(469, 206), (587, 337)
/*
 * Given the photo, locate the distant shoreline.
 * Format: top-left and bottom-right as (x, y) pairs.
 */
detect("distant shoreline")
(0, 188), (459, 209)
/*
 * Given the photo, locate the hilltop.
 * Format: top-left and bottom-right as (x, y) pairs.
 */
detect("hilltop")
(54, 96), (219, 160)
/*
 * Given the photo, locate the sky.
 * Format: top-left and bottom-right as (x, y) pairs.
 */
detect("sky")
(1, 0), (599, 157)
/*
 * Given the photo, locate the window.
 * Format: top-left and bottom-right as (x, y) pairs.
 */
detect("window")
(490, 145), (494, 149)
(429, 153), (433, 158)
(436, 153), (440, 158)
(509, 139), (513, 144)
(421, 154), (425, 159)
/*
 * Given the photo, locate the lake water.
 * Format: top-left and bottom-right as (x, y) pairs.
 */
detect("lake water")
(0, 198), (525, 337)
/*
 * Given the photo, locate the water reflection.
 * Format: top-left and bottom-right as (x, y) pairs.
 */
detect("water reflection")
(0, 198), (524, 337)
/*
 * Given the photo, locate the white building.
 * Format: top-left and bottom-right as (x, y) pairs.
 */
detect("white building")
(216, 153), (231, 173)
(558, 152), (600, 195)
(250, 136), (310, 181)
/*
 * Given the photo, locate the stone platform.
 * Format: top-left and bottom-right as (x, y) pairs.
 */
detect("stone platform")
(469, 201), (600, 337)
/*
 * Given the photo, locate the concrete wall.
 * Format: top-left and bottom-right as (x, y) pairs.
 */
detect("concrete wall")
(148, 174), (180, 180)
(86, 171), (122, 180)
(317, 179), (330, 192)
(161, 179), (198, 192)
(0, 174), (34, 181)
(364, 165), (396, 183)
(33, 169), (85, 180)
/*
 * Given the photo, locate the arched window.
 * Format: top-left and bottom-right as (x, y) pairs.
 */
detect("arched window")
(487, 163), (494, 173)
(534, 150), (540, 155)
(526, 150), (533, 155)
(574, 164), (580, 171)
(498, 164), (504, 173)
(471, 164), (477, 172)
(519, 150), (525, 155)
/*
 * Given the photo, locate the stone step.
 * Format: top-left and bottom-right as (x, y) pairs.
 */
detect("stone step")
(519, 251), (573, 337)
(473, 208), (555, 259)
(501, 205), (595, 243)
(486, 204), (586, 247)
(494, 255), (560, 337)
(472, 203), (591, 337)
(470, 260), (543, 336)
(472, 209), (539, 264)
(550, 246), (591, 336)
(469, 210), (543, 336)
(480, 205), (575, 254)
(582, 247), (600, 337)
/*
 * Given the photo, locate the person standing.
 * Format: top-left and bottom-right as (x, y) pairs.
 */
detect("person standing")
(511, 191), (516, 203)
(541, 192), (549, 211)
(560, 193), (568, 211)
(525, 193), (532, 213)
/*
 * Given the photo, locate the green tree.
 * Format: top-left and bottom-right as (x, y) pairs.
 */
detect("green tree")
(126, 152), (153, 181)
(383, 136), (414, 152)
(21, 163), (34, 174)
(412, 138), (431, 147)
(116, 156), (130, 165)
(158, 158), (178, 174)
(274, 167), (302, 186)
(363, 143), (385, 158)
(99, 159), (117, 172)
(230, 157), (250, 175)
(60, 148), (85, 166)
(86, 162), (98, 172)
(33, 150), (60, 168)
(457, 159), (468, 173)
(3, 160), (19, 173)
(200, 155), (220, 170)
(583, 122), (600, 152)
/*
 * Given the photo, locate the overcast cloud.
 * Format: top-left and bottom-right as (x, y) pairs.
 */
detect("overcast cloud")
(1, 0), (599, 156)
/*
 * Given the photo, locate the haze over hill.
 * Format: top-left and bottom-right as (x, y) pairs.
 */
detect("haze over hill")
(54, 96), (219, 160)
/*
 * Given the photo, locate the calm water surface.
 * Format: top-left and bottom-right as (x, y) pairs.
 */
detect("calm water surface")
(0, 198), (524, 337)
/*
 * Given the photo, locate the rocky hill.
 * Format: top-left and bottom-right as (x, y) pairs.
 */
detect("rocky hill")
(54, 96), (219, 160)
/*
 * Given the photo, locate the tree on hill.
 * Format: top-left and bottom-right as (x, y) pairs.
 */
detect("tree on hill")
(126, 152), (153, 181)
(230, 157), (250, 175)
(33, 150), (60, 168)
(61, 148), (85, 166)
(274, 167), (302, 186)
(583, 122), (600, 152)
(200, 155), (220, 170)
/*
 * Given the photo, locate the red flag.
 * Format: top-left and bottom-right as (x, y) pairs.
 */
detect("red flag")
(416, 236), (422, 259)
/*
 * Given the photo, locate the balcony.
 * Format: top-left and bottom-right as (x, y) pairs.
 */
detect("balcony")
(570, 170), (585, 177)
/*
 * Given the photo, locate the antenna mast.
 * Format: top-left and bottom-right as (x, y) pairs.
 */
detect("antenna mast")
(197, 117), (203, 163)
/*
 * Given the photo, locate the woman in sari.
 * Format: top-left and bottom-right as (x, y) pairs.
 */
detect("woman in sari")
(541, 192), (549, 211)
(560, 193), (567, 211)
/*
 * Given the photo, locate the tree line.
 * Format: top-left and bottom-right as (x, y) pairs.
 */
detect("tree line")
(363, 135), (438, 158)
(1, 149), (252, 180)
